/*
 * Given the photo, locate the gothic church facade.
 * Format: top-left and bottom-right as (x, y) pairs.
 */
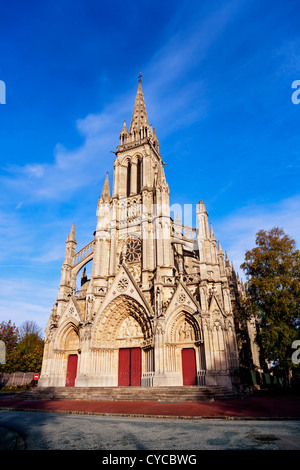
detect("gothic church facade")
(39, 79), (259, 389)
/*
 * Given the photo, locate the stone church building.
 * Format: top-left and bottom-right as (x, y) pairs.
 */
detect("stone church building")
(39, 79), (260, 390)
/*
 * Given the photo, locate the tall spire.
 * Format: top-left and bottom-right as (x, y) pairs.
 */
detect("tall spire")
(129, 77), (149, 135)
(100, 172), (111, 203)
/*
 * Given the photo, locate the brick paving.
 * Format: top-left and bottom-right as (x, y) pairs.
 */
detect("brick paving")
(0, 395), (299, 419)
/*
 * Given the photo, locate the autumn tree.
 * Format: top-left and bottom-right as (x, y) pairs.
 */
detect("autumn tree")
(241, 227), (300, 381)
(13, 321), (44, 372)
(0, 321), (19, 372)
(0, 320), (19, 351)
(18, 320), (43, 351)
(0, 320), (44, 373)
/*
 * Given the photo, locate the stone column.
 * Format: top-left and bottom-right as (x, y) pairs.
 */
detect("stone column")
(39, 331), (57, 387)
(203, 319), (213, 371)
(75, 324), (92, 386)
(119, 164), (127, 197)
(153, 319), (166, 386)
(130, 161), (137, 195)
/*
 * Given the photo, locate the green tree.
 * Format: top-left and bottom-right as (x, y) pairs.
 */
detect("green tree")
(0, 321), (19, 373)
(0, 320), (44, 373)
(241, 227), (300, 381)
(18, 320), (43, 352)
(0, 320), (19, 351)
(14, 321), (44, 372)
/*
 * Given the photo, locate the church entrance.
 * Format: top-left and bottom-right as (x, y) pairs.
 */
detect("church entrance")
(181, 348), (197, 385)
(65, 354), (78, 387)
(118, 348), (141, 386)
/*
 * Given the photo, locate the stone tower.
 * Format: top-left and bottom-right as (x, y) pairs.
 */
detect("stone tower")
(39, 78), (259, 389)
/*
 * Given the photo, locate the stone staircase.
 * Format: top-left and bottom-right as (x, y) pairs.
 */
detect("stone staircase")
(18, 385), (240, 402)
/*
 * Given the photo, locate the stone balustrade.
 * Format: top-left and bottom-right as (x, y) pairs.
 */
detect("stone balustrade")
(73, 240), (95, 266)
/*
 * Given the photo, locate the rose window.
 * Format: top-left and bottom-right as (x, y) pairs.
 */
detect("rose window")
(117, 278), (129, 292)
(125, 238), (142, 263)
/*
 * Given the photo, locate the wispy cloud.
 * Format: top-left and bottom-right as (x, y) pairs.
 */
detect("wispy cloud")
(142, 0), (247, 133)
(1, 129), (114, 203)
(0, 0), (249, 206)
(0, 277), (58, 333)
(213, 194), (300, 280)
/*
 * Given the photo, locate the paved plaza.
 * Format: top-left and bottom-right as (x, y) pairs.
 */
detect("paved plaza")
(1, 410), (300, 451)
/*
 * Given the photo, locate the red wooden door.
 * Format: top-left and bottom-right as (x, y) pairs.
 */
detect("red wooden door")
(182, 348), (197, 385)
(118, 348), (141, 386)
(65, 354), (78, 387)
(118, 348), (131, 386)
(130, 348), (141, 386)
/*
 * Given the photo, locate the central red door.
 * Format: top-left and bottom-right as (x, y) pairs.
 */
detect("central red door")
(65, 354), (78, 387)
(130, 348), (141, 386)
(118, 348), (130, 386)
(118, 348), (141, 386)
(182, 348), (197, 385)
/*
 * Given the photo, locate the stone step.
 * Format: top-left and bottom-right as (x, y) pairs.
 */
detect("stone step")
(19, 386), (239, 402)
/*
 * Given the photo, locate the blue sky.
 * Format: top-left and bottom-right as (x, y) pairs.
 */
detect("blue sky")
(0, 0), (300, 333)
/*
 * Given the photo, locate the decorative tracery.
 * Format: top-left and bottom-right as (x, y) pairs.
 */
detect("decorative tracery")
(125, 237), (142, 264)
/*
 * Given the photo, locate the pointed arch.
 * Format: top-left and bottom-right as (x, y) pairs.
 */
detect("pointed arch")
(165, 306), (202, 345)
(54, 319), (80, 352)
(92, 294), (153, 348)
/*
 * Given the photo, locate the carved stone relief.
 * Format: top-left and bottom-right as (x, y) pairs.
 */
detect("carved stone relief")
(118, 316), (143, 339)
(116, 316), (144, 347)
(176, 319), (195, 342)
(65, 328), (79, 350)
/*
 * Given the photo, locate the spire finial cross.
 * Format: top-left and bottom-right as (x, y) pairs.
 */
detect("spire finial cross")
(138, 72), (143, 80)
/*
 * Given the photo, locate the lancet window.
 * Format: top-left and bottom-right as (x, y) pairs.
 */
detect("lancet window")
(137, 158), (142, 193)
(127, 161), (131, 196)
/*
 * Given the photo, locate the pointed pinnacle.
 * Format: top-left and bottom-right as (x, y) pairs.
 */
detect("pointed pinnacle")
(156, 162), (169, 191)
(69, 222), (75, 241)
(210, 223), (216, 240)
(129, 79), (149, 134)
(120, 120), (128, 133)
(197, 200), (207, 214)
(100, 172), (111, 203)
(176, 212), (181, 224)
